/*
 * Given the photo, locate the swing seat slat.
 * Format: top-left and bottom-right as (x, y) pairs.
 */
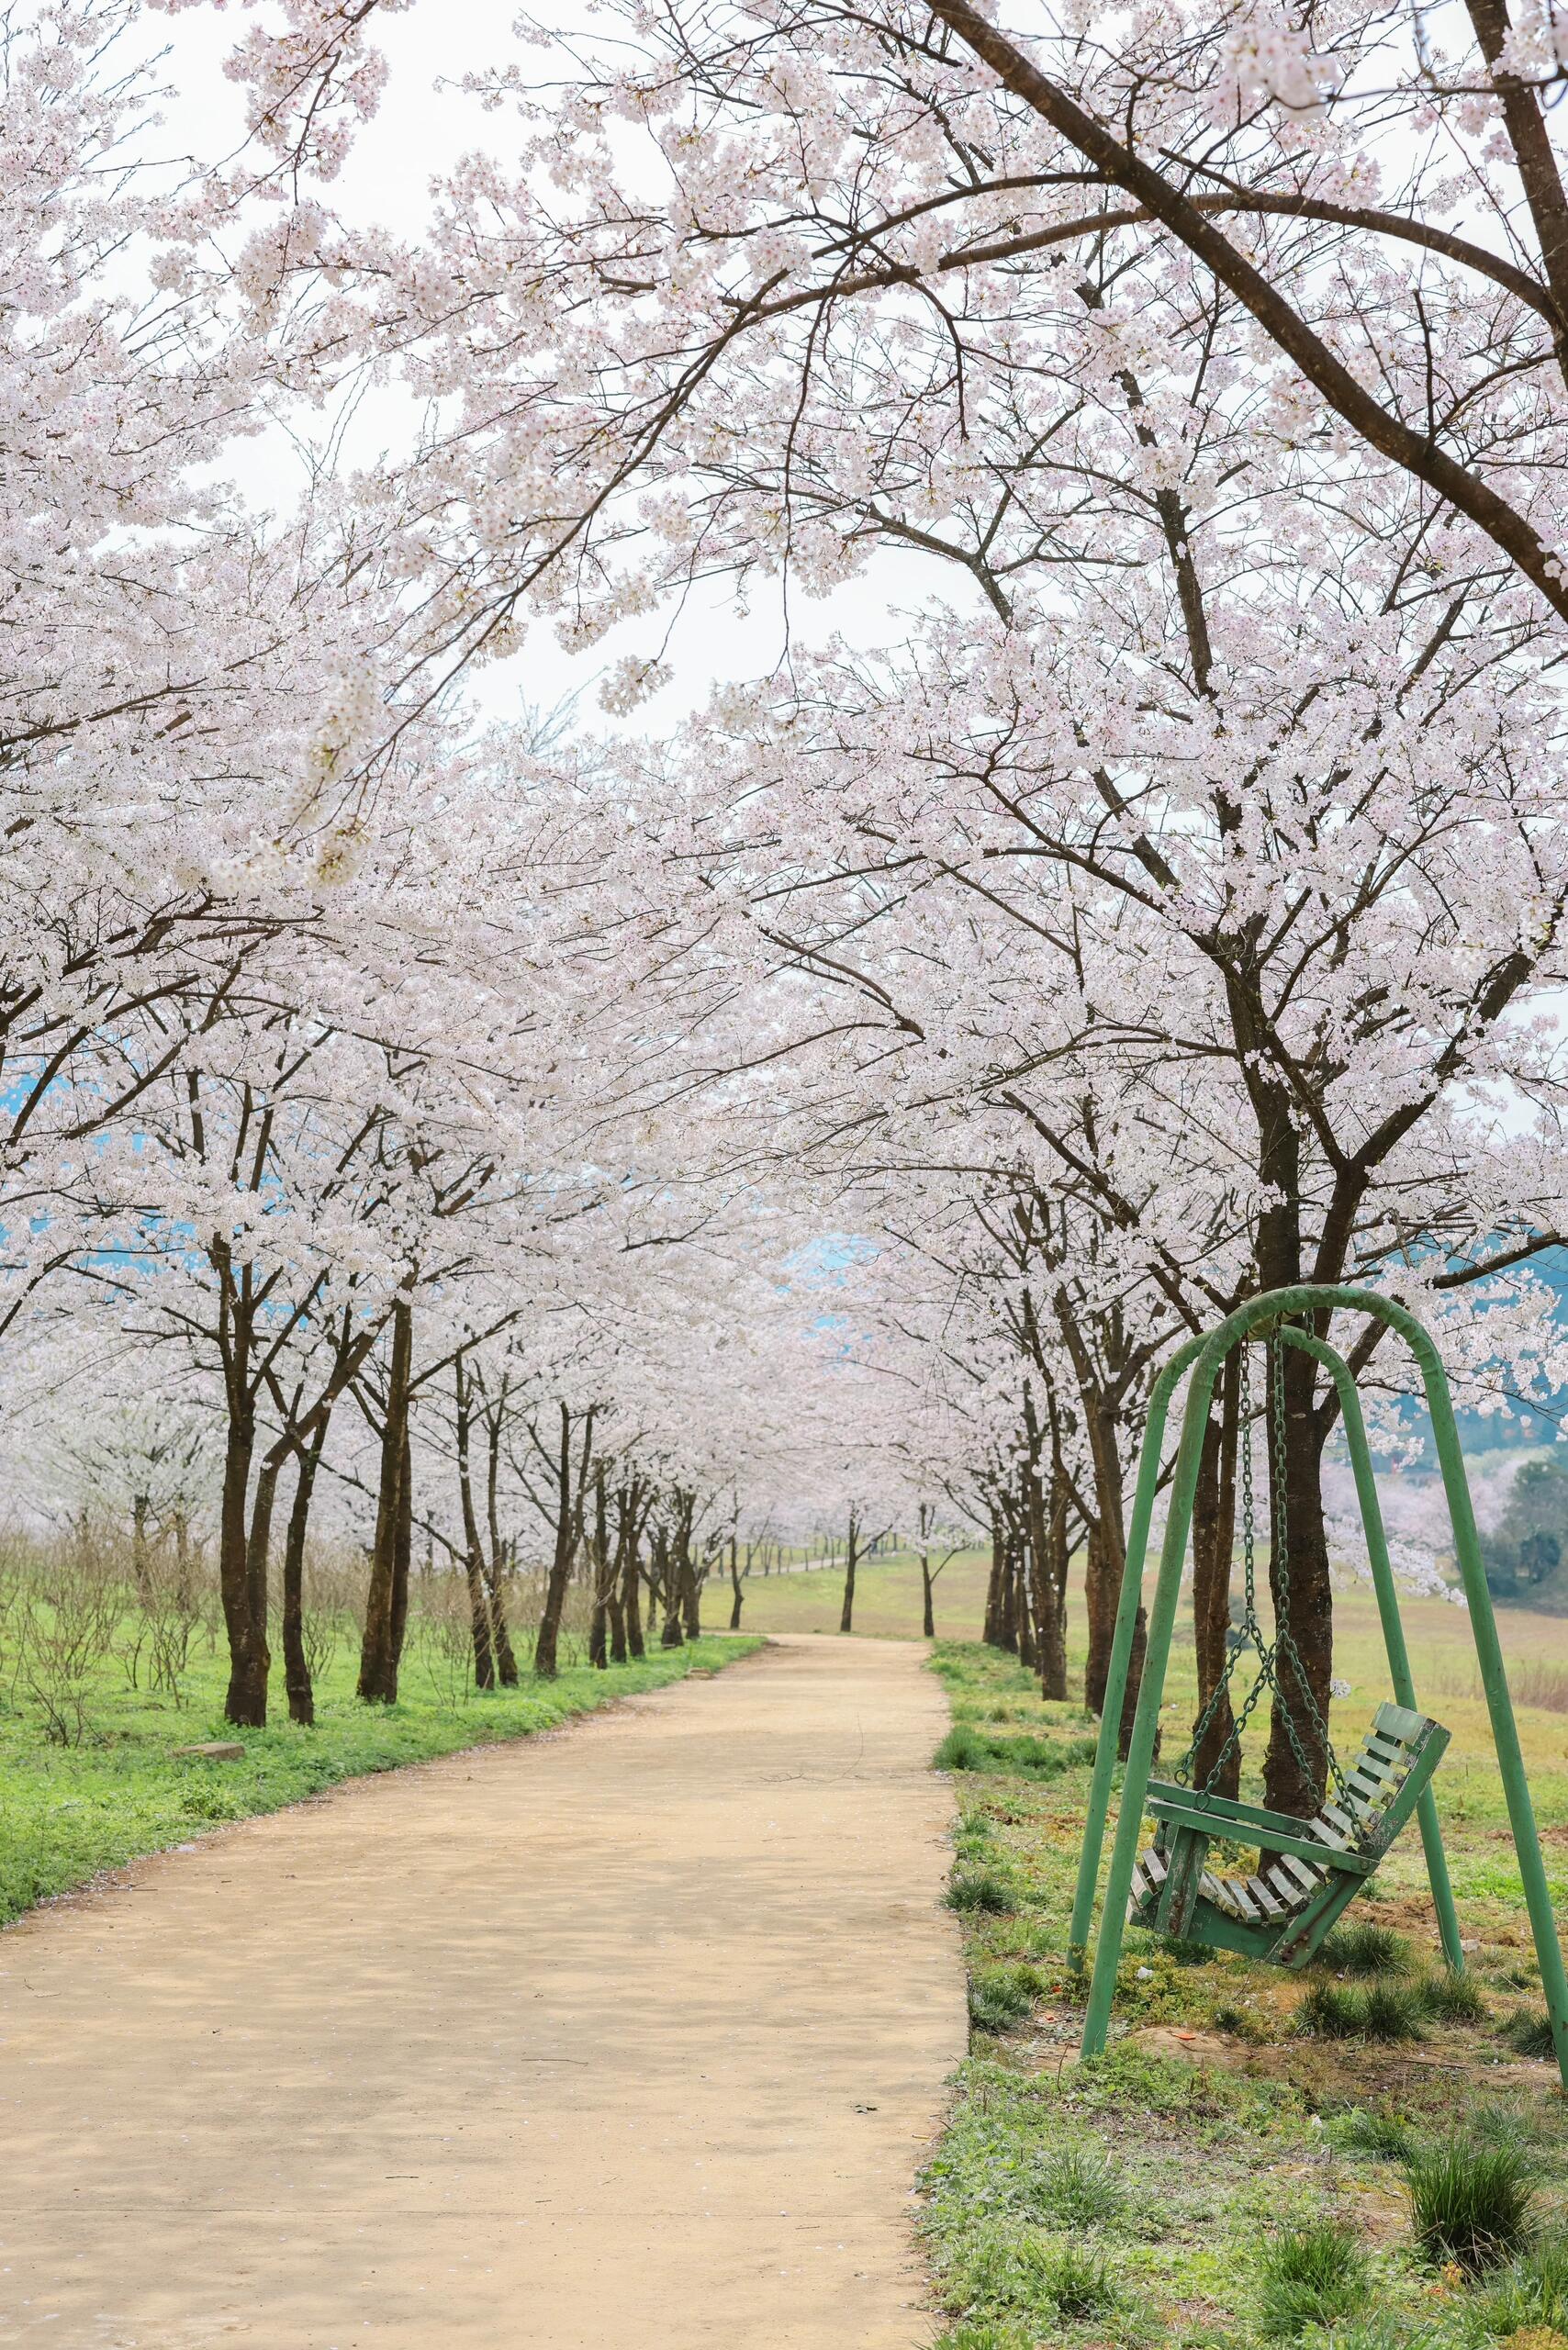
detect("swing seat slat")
(1129, 1702), (1450, 1967)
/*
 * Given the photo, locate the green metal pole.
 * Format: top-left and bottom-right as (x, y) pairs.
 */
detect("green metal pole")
(1392, 1311), (1568, 2090)
(1278, 1327), (1463, 1972)
(1069, 1338), (1203, 1968)
(1080, 1339), (1226, 2057)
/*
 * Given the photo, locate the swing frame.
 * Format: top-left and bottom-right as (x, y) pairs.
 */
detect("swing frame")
(1069, 1285), (1568, 2087)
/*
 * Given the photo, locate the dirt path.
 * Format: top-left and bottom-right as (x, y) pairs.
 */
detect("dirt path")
(0, 1635), (964, 2349)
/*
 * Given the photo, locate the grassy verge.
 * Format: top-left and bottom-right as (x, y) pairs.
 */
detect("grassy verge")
(923, 1639), (1568, 2350)
(1, 1634), (760, 1927)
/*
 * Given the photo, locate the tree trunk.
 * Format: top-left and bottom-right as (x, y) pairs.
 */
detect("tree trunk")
(358, 1296), (412, 1704)
(996, 1527), (1019, 1654)
(131, 1493), (153, 1603)
(483, 1410), (519, 1684)
(982, 1512), (1006, 1646)
(620, 1492), (644, 1660)
(218, 1382), (267, 1728)
(656, 1523), (683, 1648)
(1191, 1350), (1239, 1795)
(1263, 1337), (1334, 1818)
(838, 1507), (860, 1634)
(534, 1401), (579, 1679)
(921, 1553), (935, 1639)
(1014, 1545), (1036, 1670)
(728, 1536), (745, 1630)
(678, 1499), (701, 1640)
(1121, 1604), (1150, 1761)
(454, 1359), (496, 1691)
(282, 1421), (326, 1727)
(1033, 1463), (1070, 1701)
(588, 1468), (612, 1668)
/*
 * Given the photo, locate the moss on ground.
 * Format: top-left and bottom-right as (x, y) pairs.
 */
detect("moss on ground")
(924, 1639), (1568, 2349)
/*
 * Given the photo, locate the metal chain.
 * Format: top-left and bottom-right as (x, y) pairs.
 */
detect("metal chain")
(1178, 1325), (1349, 1808)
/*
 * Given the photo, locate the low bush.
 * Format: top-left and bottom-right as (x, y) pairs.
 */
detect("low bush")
(968, 1964), (1044, 2034)
(1255, 2217), (1373, 2341)
(1462, 2230), (1568, 2342)
(1417, 1966), (1489, 2025)
(1318, 1921), (1413, 1977)
(1403, 2131), (1539, 2275)
(946, 1864), (1017, 1916)
(1504, 2007), (1559, 2060)
(1294, 1977), (1424, 2042)
(1025, 2146), (1126, 2229)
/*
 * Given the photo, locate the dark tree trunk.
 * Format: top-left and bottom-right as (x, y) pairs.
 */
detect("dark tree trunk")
(996, 1528), (1019, 1654)
(1121, 1604), (1151, 1761)
(678, 1504), (701, 1641)
(921, 1555), (935, 1639)
(534, 1403), (582, 1680)
(728, 1537), (745, 1630)
(131, 1494), (153, 1603)
(483, 1410), (519, 1685)
(282, 1420), (326, 1727)
(1263, 1340), (1334, 1818)
(656, 1524), (683, 1649)
(1014, 1546), (1036, 1669)
(219, 1382), (267, 1728)
(454, 1359), (496, 1691)
(390, 1427), (412, 1673)
(588, 1469), (612, 1668)
(620, 1491), (644, 1660)
(358, 1297), (413, 1703)
(838, 1507), (861, 1634)
(1191, 1350), (1240, 1795)
(982, 1513), (1006, 1646)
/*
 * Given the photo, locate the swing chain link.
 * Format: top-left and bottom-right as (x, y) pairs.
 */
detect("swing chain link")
(1177, 1322), (1350, 1811)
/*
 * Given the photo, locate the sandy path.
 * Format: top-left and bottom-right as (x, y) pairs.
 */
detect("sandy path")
(0, 1635), (964, 2349)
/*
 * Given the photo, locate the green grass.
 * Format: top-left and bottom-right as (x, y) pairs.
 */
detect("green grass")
(0, 1631), (760, 1926)
(922, 1636), (1568, 2350)
(1403, 2132), (1540, 2275)
(1255, 2217), (1375, 2340)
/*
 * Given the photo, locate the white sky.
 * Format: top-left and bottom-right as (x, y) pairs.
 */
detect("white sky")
(151, 2), (952, 733)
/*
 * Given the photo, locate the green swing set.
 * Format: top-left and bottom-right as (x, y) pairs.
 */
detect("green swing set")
(1070, 1285), (1568, 2088)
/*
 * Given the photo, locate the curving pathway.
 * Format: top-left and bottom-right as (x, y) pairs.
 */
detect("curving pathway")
(0, 1635), (964, 2348)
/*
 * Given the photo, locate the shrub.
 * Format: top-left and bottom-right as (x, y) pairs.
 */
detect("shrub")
(1361, 1980), (1426, 2043)
(1462, 2231), (1568, 2342)
(1255, 2218), (1373, 2341)
(968, 1964), (1043, 2034)
(1319, 1922), (1412, 1977)
(946, 1865), (1017, 1917)
(1417, 1967), (1488, 2026)
(1330, 2106), (1415, 2162)
(1025, 2241), (1119, 2321)
(1504, 2008), (1559, 2061)
(1025, 2147), (1126, 2229)
(1294, 1978), (1424, 2042)
(936, 1723), (988, 1772)
(1296, 1980), (1363, 2040)
(1402, 2132), (1539, 2275)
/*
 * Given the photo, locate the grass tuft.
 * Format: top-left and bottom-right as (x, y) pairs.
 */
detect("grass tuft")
(1416, 1965), (1489, 2025)
(1402, 2130), (1539, 2275)
(1254, 2217), (1373, 2341)
(1025, 2146), (1126, 2228)
(1294, 1976), (1424, 2042)
(945, 1863), (1018, 1916)
(1318, 1920), (1412, 1977)
(967, 1963), (1044, 2035)
(1462, 2230), (1568, 2342)
(1504, 2007), (1561, 2060)
(1329, 2105), (1416, 2162)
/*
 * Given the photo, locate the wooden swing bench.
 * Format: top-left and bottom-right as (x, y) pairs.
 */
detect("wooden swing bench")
(1127, 1700), (1450, 1969)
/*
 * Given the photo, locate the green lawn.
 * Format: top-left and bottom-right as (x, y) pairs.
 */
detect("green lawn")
(923, 1634), (1568, 2350)
(0, 1628), (759, 1927)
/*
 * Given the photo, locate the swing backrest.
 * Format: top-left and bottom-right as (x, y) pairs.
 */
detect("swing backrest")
(1131, 1701), (1449, 1964)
